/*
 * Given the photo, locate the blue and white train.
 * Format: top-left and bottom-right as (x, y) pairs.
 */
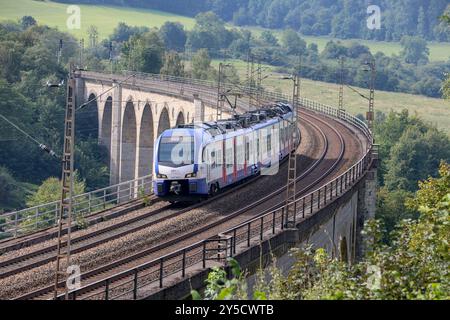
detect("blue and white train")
(153, 102), (300, 202)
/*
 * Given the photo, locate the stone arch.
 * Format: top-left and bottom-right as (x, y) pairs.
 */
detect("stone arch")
(137, 103), (154, 177)
(157, 107), (170, 137)
(121, 100), (137, 182)
(77, 92), (99, 139)
(100, 96), (113, 165)
(175, 111), (185, 126)
(340, 236), (348, 263)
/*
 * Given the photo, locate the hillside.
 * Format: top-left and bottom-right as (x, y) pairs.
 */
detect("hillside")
(210, 59), (450, 134)
(0, 0), (195, 39)
(1, 1), (450, 62)
(1, 0), (449, 133)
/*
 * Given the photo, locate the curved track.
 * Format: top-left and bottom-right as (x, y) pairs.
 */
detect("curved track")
(4, 107), (363, 300)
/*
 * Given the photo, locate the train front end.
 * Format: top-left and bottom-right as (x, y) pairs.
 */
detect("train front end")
(153, 128), (207, 201)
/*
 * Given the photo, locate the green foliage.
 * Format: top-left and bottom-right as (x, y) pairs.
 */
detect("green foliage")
(376, 187), (417, 240)
(191, 49), (216, 80)
(191, 258), (249, 300)
(186, 11), (233, 51)
(52, 0), (449, 43)
(26, 173), (85, 207)
(20, 16), (36, 30)
(281, 29), (306, 55)
(109, 22), (149, 43)
(443, 75), (450, 100)
(120, 29), (165, 73)
(259, 30), (278, 47)
(384, 124), (450, 192)
(19, 172), (86, 231)
(195, 163), (449, 300)
(0, 166), (27, 211)
(400, 36), (430, 65)
(158, 22), (186, 52)
(160, 51), (185, 77)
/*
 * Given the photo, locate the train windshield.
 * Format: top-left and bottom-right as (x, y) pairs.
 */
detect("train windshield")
(158, 135), (195, 167)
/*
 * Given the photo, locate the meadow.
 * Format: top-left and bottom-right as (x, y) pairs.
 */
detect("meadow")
(0, 0), (195, 39)
(2, 0), (449, 132)
(211, 59), (450, 134)
(246, 26), (450, 62)
(1, 1), (449, 62)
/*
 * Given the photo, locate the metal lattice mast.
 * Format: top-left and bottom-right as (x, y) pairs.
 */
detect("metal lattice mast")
(79, 39), (84, 68)
(285, 58), (301, 226)
(367, 59), (376, 131)
(338, 56), (345, 119)
(216, 63), (226, 120)
(246, 53), (255, 110)
(256, 59), (262, 108)
(54, 66), (77, 300)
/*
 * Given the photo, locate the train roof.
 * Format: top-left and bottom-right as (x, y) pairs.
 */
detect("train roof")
(175, 102), (292, 137)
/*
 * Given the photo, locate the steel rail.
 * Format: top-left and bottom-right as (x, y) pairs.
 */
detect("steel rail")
(13, 112), (336, 300)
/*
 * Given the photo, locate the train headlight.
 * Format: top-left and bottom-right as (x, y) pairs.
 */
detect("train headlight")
(157, 174), (168, 179)
(185, 172), (197, 178)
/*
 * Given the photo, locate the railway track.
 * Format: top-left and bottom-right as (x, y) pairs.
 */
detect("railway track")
(10, 109), (354, 300)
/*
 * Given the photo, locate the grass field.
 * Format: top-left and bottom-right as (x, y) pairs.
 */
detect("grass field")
(2, 1), (449, 132)
(246, 26), (450, 62)
(211, 59), (450, 134)
(0, 0), (195, 39)
(1, 1), (449, 62)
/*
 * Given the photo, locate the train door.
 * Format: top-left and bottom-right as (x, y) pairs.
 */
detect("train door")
(225, 138), (234, 184)
(235, 135), (244, 178)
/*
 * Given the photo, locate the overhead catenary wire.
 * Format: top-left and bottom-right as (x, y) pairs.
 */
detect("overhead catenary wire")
(0, 112), (60, 160)
(76, 72), (139, 111)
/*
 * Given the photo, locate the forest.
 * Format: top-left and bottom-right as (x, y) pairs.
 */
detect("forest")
(54, 0), (450, 41)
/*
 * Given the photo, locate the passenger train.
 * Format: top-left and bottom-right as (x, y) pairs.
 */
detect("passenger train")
(153, 102), (300, 202)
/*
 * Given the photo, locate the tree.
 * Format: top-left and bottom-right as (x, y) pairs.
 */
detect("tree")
(384, 125), (450, 192)
(320, 41), (348, 60)
(26, 173), (85, 207)
(0, 166), (27, 211)
(110, 22), (149, 43)
(187, 11), (232, 51)
(158, 22), (187, 52)
(20, 16), (36, 30)
(259, 30), (278, 46)
(121, 30), (165, 73)
(280, 29), (306, 55)
(400, 36), (430, 65)
(160, 51), (185, 77)
(191, 49), (215, 80)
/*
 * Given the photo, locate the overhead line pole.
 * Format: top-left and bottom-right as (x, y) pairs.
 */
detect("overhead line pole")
(53, 64), (77, 300)
(285, 56), (301, 227)
(366, 59), (376, 131)
(338, 56), (345, 119)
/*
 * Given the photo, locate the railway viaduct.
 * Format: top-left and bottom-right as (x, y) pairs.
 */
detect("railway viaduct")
(0, 70), (378, 300)
(74, 71), (378, 299)
(76, 71), (229, 186)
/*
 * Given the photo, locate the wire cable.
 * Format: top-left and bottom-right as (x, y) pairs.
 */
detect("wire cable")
(0, 112), (60, 160)
(76, 72), (138, 111)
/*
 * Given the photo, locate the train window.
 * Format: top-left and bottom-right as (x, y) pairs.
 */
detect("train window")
(267, 134), (272, 152)
(158, 136), (194, 167)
